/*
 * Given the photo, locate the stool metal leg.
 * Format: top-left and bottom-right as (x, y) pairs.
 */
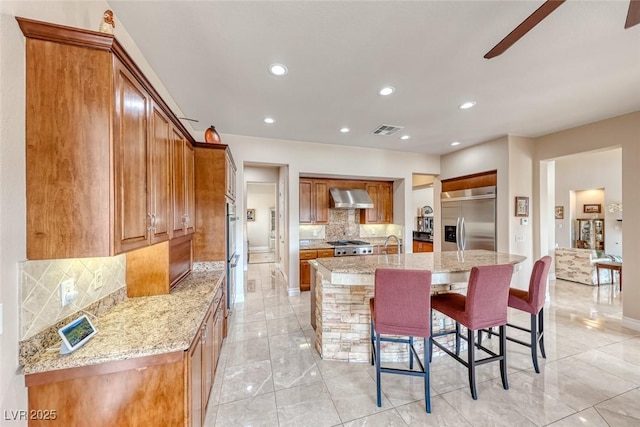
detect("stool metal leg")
(538, 308), (546, 359)
(530, 313), (540, 373)
(468, 328), (477, 400)
(455, 322), (461, 356)
(375, 332), (382, 407)
(424, 337), (431, 413)
(499, 325), (509, 390)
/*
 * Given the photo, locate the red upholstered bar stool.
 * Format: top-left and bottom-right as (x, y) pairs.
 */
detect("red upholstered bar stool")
(431, 264), (514, 400)
(370, 269), (432, 412)
(505, 256), (552, 373)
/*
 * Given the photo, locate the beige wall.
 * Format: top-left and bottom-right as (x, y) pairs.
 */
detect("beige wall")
(534, 111), (640, 328)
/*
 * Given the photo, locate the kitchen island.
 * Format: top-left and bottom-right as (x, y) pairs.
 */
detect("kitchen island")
(310, 250), (526, 363)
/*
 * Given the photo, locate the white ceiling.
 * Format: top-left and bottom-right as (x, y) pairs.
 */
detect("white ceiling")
(108, 1), (640, 155)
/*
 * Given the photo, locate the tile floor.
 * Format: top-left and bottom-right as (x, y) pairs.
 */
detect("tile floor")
(204, 262), (639, 426)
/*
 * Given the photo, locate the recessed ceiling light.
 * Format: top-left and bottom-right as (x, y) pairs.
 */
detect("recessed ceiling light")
(264, 117), (275, 124)
(458, 101), (476, 110)
(340, 127), (350, 133)
(451, 141), (461, 146)
(269, 63), (288, 76)
(379, 86), (395, 96)
(400, 135), (411, 140)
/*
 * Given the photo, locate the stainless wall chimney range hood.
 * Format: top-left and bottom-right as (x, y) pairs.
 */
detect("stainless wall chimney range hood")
(329, 188), (374, 209)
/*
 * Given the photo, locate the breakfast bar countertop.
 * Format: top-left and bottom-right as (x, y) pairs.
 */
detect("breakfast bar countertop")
(313, 250), (526, 285)
(22, 264), (225, 375)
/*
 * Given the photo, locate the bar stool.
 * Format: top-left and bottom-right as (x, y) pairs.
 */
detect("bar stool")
(370, 268), (432, 413)
(486, 256), (552, 373)
(431, 264), (514, 400)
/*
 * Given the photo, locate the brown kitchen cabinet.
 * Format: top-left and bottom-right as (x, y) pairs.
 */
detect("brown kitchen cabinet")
(299, 249), (333, 291)
(299, 179), (330, 224)
(172, 128), (196, 236)
(193, 143), (236, 262)
(413, 240), (433, 252)
(19, 18), (196, 259)
(360, 182), (393, 224)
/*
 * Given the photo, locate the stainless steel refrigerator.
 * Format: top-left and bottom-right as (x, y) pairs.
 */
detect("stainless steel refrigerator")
(441, 186), (496, 251)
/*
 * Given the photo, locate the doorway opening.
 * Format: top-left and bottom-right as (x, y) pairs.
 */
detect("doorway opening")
(246, 182), (276, 264)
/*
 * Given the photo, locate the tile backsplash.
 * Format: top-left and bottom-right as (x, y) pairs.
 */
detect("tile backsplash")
(299, 209), (404, 241)
(19, 255), (126, 340)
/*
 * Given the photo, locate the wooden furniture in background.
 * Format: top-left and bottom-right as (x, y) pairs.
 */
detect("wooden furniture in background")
(360, 182), (393, 224)
(595, 261), (622, 289)
(299, 249), (333, 291)
(413, 240), (433, 253)
(441, 170), (497, 193)
(299, 178), (394, 225)
(299, 179), (330, 224)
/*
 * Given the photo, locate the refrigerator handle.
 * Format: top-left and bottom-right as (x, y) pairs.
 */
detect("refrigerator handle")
(456, 216), (461, 250)
(460, 216), (466, 251)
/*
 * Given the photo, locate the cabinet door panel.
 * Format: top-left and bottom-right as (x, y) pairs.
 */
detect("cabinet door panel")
(171, 128), (186, 235)
(114, 62), (149, 253)
(314, 181), (330, 224)
(299, 180), (313, 224)
(300, 260), (311, 291)
(149, 104), (171, 244)
(185, 142), (196, 234)
(190, 333), (203, 427)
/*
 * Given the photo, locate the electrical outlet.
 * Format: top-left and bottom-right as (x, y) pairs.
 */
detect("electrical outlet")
(94, 269), (104, 290)
(60, 278), (78, 307)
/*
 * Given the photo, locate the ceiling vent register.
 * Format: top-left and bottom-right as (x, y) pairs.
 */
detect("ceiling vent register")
(371, 124), (403, 135)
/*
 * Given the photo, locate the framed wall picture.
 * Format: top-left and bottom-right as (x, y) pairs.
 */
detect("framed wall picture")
(555, 206), (564, 219)
(246, 209), (255, 221)
(583, 204), (601, 214)
(515, 196), (529, 217)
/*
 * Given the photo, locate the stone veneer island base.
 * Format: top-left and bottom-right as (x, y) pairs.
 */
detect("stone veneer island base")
(310, 250), (526, 363)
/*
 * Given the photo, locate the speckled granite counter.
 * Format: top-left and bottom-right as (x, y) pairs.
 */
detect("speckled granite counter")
(311, 250), (526, 362)
(22, 264), (225, 375)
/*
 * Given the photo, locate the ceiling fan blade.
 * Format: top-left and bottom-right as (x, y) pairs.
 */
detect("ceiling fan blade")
(484, 0), (566, 59)
(625, 0), (640, 28)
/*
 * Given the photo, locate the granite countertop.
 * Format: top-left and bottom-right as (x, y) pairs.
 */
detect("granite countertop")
(314, 249), (526, 276)
(22, 265), (225, 376)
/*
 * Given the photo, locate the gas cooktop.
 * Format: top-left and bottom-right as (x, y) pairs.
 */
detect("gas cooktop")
(326, 240), (371, 246)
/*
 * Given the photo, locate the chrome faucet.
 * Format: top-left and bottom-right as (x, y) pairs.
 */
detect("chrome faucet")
(383, 234), (402, 254)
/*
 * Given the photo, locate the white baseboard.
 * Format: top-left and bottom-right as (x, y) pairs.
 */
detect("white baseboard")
(622, 316), (640, 332)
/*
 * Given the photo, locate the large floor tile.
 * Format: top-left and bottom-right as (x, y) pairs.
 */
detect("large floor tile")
(275, 381), (341, 427)
(594, 388), (640, 426)
(212, 392), (279, 426)
(218, 359), (274, 404)
(395, 395), (472, 426)
(546, 407), (609, 427)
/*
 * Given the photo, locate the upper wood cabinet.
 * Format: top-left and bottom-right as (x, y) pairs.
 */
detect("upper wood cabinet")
(19, 18), (196, 259)
(299, 179), (329, 224)
(360, 182), (393, 224)
(193, 143), (235, 261)
(171, 128), (196, 237)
